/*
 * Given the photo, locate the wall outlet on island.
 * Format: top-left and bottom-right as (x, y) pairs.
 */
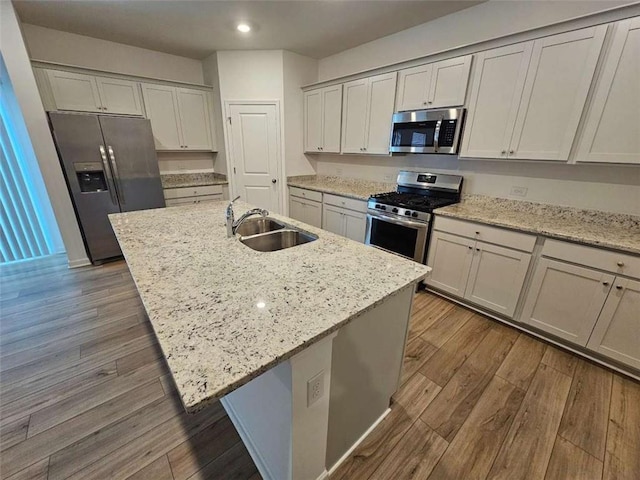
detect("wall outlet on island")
(307, 370), (325, 407)
(510, 186), (528, 197)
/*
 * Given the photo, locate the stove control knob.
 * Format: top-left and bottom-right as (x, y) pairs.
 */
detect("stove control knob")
(405, 211), (411, 216)
(412, 212), (418, 218)
(392, 208), (398, 213)
(380, 205), (386, 210)
(375, 204), (381, 209)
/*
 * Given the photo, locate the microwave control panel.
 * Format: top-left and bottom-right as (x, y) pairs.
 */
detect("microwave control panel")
(438, 120), (458, 147)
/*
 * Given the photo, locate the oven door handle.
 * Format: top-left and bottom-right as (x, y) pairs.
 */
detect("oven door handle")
(367, 211), (429, 230)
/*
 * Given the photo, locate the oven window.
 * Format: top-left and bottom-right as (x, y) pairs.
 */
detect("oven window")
(391, 122), (437, 147)
(369, 218), (419, 259)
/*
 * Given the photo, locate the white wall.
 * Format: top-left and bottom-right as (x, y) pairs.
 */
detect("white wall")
(202, 53), (228, 175)
(216, 50), (284, 100)
(315, 154), (640, 216)
(21, 23), (204, 84)
(283, 51), (318, 177)
(0, 2), (89, 266)
(318, 0), (635, 81)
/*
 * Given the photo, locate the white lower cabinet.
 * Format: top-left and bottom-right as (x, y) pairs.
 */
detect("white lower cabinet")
(289, 196), (322, 228)
(426, 230), (531, 318)
(587, 278), (640, 370)
(164, 185), (223, 206)
(521, 258), (614, 345)
(322, 204), (367, 243)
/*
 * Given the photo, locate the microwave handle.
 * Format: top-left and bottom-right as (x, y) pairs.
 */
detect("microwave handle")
(433, 119), (442, 153)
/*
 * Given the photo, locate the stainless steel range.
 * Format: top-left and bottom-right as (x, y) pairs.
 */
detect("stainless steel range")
(365, 171), (463, 263)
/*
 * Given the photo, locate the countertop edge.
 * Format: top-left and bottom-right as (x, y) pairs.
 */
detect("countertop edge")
(434, 209), (640, 256)
(287, 181), (370, 201)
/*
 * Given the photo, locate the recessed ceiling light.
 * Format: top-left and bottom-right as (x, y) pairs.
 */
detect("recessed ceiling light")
(237, 23), (251, 33)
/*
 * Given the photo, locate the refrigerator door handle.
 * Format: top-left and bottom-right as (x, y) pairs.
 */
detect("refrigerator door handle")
(107, 146), (125, 204)
(99, 145), (118, 206)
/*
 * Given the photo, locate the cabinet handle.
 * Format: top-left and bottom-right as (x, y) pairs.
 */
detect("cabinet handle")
(423, 102), (427, 105)
(428, 101), (433, 104)
(468, 246), (472, 250)
(616, 285), (623, 290)
(363, 147), (367, 151)
(501, 150), (506, 155)
(602, 281), (609, 286)
(617, 261), (625, 267)
(509, 150), (514, 154)
(475, 231), (480, 235)
(103, 107), (108, 111)
(476, 247), (480, 251)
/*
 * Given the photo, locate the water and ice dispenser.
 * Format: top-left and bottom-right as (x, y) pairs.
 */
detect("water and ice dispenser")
(74, 162), (108, 193)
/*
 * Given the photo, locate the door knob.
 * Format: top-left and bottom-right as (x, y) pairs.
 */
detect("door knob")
(272, 179), (277, 184)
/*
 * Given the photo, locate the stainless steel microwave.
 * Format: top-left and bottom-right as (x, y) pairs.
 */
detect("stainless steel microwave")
(390, 108), (465, 154)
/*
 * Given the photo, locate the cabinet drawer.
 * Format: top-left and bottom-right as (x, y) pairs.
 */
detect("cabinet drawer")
(289, 186), (322, 203)
(164, 185), (223, 199)
(433, 216), (536, 252)
(165, 194), (222, 206)
(542, 239), (640, 279)
(323, 193), (367, 213)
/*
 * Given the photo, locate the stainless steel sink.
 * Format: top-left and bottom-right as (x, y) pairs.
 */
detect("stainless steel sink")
(240, 229), (318, 252)
(235, 217), (285, 237)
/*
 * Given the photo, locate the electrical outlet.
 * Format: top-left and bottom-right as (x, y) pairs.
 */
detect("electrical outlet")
(510, 186), (528, 197)
(382, 173), (394, 183)
(307, 370), (325, 407)
(336, 167), (343, 176)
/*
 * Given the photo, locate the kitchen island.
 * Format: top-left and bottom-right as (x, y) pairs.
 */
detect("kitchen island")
(109, 200), (429, 480)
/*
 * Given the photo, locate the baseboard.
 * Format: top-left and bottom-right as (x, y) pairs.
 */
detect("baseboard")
(67, 257), (91, 268)
(326, 408), (391, 476)
(220, 397), (278, 480)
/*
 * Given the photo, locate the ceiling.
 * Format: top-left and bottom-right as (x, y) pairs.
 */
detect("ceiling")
(13, 0), (484, 60)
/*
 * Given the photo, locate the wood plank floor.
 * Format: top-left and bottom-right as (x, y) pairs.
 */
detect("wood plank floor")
(1, 255), (639, 480)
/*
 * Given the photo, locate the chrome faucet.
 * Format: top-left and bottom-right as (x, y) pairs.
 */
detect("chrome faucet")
(226, 196), (269, 237)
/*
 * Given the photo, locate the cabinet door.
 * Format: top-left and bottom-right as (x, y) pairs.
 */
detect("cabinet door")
(290, 197), (322, 228)
(322, 85), (343, 153)
(521, 258), (614, 346)
(396, 64), (431, 111)
(322, 205), (345, 236)
(176, 88), (213, 150)
(428, 55), (472, 108)
(464, 242), (531, 318)
(425, 231), (474, 297)
(304, 89), (323, 152)
(508, 26), (606, 161)
(341, 78), (369, 153)
(577, 17), (640, 164)
(364, 72), (397, 154)
(47, 70), (102, 113)
(587, 278), (640, 369)
(141, 84), (182, 150)
(343, 210), (367, 243)
(289, 196), (306, 223)
(459, 42), (533, 159)
(95, 76), (144, 116)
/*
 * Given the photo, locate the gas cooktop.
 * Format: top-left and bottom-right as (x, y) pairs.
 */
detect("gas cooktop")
(369, 192), (459, 212)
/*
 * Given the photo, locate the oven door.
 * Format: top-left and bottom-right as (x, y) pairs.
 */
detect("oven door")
(365, 211), (429, 263)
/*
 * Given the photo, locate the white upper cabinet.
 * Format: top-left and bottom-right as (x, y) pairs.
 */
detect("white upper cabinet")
(396, 55), (472, 111)
(342, 72), (397, 154)
(304, 85), (343, 153)
(508, 26), (607, 161)
(577, 17), (640, 164)
(461, 25), (606, 161)
(142, 83), (215, 151)
(460, 42), (533, 159)
(47, 70), (143, 116)
(176, 88), (214, 151)
(47, 70), (103, 113)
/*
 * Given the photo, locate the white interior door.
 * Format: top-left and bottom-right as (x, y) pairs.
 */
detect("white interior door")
(227, 103), (282, 213)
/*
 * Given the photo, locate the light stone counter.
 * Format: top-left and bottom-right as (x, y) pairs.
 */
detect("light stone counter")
(287, 175), (395, 201)
(161, 172), (228, 189)
(109, 201), (429, 413)
(436, 195), (640, 255)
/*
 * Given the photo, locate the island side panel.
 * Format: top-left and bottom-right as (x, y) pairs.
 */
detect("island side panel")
(325, 284), (415, 469)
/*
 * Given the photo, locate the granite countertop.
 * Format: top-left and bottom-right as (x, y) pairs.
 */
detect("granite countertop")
(436, 195), (640, 255)
(287, 175), (395, 201)
(161, 172), (228, 189)
(109, 202), (429, 413)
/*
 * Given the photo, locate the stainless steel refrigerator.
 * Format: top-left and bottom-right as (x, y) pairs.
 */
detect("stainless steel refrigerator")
(49, 112), (165, 264)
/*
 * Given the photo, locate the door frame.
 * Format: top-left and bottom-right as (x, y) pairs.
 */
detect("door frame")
(223, 100), (286, 214)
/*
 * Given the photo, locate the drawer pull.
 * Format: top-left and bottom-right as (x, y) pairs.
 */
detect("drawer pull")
(468, 246), (472, 250)
(476, 247), (480, 251)
(616, 285), (623, 290)
(475, 231), (480, 235)
(602, 282), (609, 286)
(617, 261), (625, 267)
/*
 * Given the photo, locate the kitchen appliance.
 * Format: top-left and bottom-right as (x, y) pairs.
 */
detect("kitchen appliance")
(49, 112), (165, 264)
(365, 171), (463, 263)
(390, 108), (465, 154)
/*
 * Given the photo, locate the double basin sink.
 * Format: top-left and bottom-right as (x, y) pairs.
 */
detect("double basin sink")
(236, 217), (317, 252)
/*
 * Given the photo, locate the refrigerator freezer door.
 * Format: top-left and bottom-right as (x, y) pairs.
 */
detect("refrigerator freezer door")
(49, 112), (122, 262)
(99, 116), (165, 212)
